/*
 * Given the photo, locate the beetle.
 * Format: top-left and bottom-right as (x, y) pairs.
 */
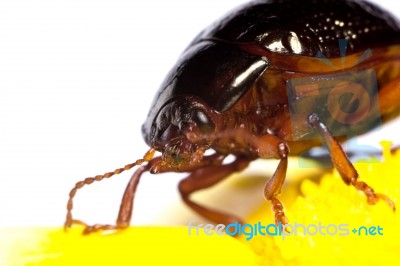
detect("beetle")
(65, 0), (400, 234)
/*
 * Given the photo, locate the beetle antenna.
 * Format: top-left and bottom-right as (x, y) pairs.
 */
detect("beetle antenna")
(64, 148), (156, 230)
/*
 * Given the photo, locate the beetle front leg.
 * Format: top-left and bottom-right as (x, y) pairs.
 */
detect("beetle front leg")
(226, 131), (291, 227)
(308, 113), (395, 210)
(264, 147), (289, 226)
(225, 129), (289, 225)
(189, 128), (291, 226)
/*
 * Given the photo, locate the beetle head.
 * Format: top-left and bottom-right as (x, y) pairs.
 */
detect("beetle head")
(146, 96), (216, 165)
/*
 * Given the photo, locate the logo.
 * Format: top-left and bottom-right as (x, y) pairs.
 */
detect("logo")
(286, 39), (382, 167)
(187, 219), (384, 241)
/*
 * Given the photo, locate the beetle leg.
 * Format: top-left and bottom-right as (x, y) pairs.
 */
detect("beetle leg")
(264, 167), (288, 225)
(189, 128), (291, 225)
(114, 153), (224, 229)
(212, 129), (291, 226)
(79, 152), (227, 234)
(308, 113), (395, 210)
(229, 132), (291, 226)
(263, 143), (290, 227)
(178, 156), (250, 225)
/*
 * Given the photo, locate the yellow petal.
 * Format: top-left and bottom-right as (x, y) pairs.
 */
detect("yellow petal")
(0, 226), (256, 266)
(247, 142), (400, 265)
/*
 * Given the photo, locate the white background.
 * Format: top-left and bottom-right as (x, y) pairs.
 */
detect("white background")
(1, 0), (400, 227)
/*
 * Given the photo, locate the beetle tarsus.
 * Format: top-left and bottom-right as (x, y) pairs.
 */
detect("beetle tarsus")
(270, 197), (289, 226)
(351, 181), (396, 211)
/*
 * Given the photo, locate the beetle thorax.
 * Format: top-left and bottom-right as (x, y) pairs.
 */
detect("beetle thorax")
(219, 76), (292, 140)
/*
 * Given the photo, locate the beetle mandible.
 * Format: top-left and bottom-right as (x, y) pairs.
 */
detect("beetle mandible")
(65, 0), (400, 234)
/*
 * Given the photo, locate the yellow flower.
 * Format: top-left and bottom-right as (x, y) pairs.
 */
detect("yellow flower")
(0, 227), (255, 265)
(1, 141), (399, 265)
(248, 141), (400, 265)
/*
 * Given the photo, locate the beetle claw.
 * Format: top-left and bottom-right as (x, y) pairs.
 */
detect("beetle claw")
(371, 193), (396, 211)
(351, 180), (396, 211)
(64, 219), (88, 232)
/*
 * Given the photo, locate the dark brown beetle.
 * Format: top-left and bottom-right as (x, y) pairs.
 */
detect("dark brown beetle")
(65, 0), (400, 234)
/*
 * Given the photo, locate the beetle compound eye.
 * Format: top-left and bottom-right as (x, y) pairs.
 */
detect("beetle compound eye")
(190, 109), (215, 134)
